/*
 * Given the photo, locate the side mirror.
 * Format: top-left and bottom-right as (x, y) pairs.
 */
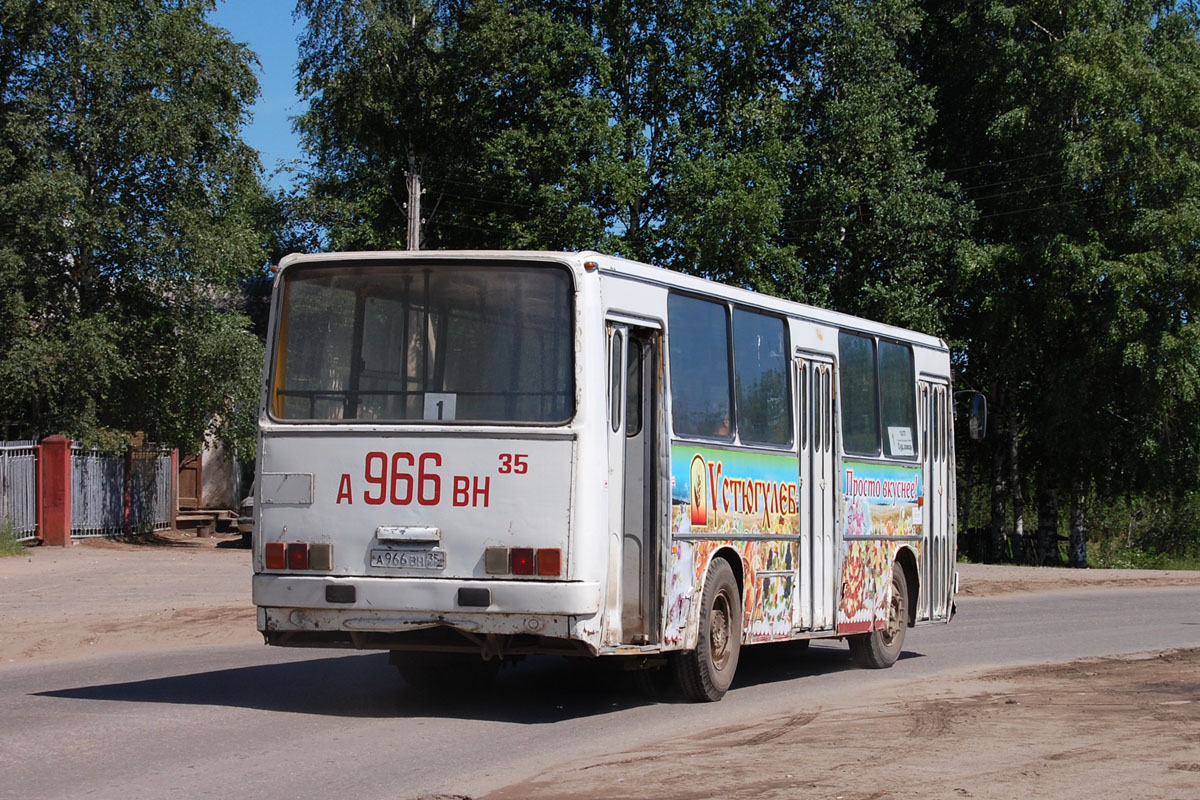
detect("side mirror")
(967, 393), (987, 441)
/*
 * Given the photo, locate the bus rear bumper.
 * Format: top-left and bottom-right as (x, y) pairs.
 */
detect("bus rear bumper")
(253, 574), (602, 645)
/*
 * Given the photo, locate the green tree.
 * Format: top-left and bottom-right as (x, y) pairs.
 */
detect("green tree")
(600, 0), (800, 290)
(918, 1), (1200, 564)
(293, 0), (966, 321)
(295, 0), (804, 289)
(294, 0), (610, 251)
(0, 0), (267, 455)
(776, 0), (971, 333)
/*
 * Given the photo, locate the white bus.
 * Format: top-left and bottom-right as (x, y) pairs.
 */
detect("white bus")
(252, 250), (980, 701)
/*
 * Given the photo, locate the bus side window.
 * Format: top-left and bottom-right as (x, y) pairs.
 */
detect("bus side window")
(823, 365), (833, 453)
(811, 364), (821, 452)
(626, 339), (643, 437)
(668, 295), (733, 440)
(798, 362), (808, 451)
(879, 341), (917, 458)
(609, 330), (624, 434)
(838, 333), (917, 460)
(838, 332), (880, 455)
(733, 309), (791, 446)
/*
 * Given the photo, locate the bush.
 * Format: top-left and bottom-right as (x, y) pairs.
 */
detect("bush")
(1086, 492), (1200, 569)
(0, 522), (27, 557)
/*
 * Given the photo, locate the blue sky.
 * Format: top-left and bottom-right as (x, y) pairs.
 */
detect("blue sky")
(209, 1), (306, 190)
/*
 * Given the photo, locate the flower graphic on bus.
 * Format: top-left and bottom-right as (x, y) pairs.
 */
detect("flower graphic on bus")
(845, 496), (871, 538)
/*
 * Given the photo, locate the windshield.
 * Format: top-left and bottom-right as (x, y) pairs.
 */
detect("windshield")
(271, 261), (574, 423)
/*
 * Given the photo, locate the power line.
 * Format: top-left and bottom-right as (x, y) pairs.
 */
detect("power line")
(940, 147), (1071, 176)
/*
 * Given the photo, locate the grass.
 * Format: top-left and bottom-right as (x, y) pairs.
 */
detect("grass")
(0, 522), (28, 557)
(1087, 542), (1200, 571)
(958, 540), (1200, 571)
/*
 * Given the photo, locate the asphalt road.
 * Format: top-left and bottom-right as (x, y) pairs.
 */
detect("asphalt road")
(1, 586), (1198, 800)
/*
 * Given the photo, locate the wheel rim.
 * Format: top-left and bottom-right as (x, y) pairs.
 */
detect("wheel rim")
(709, 589), (733, 670)
(881, 572), (904, 646)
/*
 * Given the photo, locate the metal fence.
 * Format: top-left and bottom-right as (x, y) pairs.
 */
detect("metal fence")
(1, 441), (38, 542)
(71, 447), (173, 537)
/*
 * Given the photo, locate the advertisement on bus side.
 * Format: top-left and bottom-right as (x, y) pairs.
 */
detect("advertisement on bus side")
(838, 460), (924, 634)
(665, 445), (800, 645)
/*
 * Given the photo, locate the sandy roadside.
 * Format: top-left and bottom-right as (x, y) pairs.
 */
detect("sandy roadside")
(2, 533), (1200, 665)
(476, 563), (1200, 800)
(0, 532), (259, 664)
(480, 648), (1200, 800)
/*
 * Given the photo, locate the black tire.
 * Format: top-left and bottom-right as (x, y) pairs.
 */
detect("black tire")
(848, 562), (909, 669)
(390, 651), (501, 691)
(672, 558), (742, 702)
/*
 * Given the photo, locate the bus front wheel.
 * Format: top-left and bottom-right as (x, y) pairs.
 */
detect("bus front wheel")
(672, 558), (742, 702)
(848, 562), (909, 669)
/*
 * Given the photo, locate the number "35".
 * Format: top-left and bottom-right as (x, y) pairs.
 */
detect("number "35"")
(498, 453), (529, 474)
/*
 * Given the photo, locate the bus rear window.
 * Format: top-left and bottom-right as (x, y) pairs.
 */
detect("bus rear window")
(271, 262), (574, 423)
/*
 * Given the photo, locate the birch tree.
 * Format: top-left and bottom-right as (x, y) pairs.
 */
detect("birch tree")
(0, 0), (267, 453)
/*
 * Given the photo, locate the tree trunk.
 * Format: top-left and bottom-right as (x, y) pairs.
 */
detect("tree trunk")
(1008, 410), (1025, 563)
(988, 428), (1009, 562)
(1069, 484), (1088, 568)
(1036, 481), (1060, 566)
(958, 449), (973, 559)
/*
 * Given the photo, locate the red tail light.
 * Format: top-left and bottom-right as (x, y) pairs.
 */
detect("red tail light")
(511, 547), (535, 575)
(287, 542), (309, 570)
(481, 546), (562, 576)
(265, 542), (286, 570)
(264, 541), (332, 571)
(536, 548), (561, 576)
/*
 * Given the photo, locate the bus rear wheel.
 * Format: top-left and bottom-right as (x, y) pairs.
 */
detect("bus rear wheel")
(672, 558), (742, 702)
(848, 562), (909, 669)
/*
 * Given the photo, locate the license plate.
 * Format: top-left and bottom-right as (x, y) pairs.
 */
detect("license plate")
(370, 549), (446, 570)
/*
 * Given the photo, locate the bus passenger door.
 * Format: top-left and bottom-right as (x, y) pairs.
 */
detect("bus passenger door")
(795, 355), (836, 632)
(608, 322), (661, 645)
(919, 380), (953, 621)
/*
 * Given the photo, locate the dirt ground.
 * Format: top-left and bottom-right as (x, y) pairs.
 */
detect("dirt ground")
(0, 530), (258, 665)
(481, 565), (1200, 800)
(481, 649), (1200, 800)
(3, 534), (1199, 799)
